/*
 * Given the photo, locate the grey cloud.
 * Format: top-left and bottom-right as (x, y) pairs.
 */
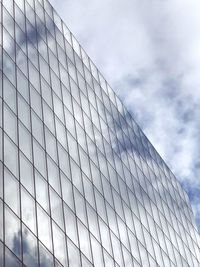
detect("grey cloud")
(49, 0), (200, 231)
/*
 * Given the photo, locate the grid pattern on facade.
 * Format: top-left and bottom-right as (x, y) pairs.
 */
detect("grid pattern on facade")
(0, 0), (200, 266)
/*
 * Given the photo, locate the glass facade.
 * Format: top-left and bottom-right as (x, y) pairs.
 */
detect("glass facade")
(0, 0), (200, 266)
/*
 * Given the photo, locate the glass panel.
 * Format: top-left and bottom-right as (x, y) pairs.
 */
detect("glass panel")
(32, 111), (44, 147)
(110, 232), (123, 266)
(37, 205), (52, 252)
(28, 62), (40, 91)
(20, 152), (34, 195)
(67, 134), (79, 165)
(74, 189), (87, 226)
(0, 130), (2, 162)
(21, 188), (36, 234)
(18, 94), (30, 129)
(83, 175), (95, 209)
(62, 86), (72, 113)
(4, 134), (18, 178)
(0, 200), (3, 241)
(30, 86), (42, 119)
(55, 117), (67, 149)
(18, 122), (32, 161)
(104, 249), (115, 267)
(3, 50), (16, 85)
(15, 4), (25, 33)
(4, 104), (17, 143)
(45, 127), (58, 162)
(47, 156), (60, 194)
(86, 203), (100, 241)
(78, 220), (92, 262)
(67, 238), (81, 267)
(39, 56), (50, 84)
(22, 224), (38, 267)
(81, 253), (93, 267)
(4, 168), (20, 216)
(0, 241), (3, 266)
(61, 173), (74, 211)
(43, 101), (55, 134)
(99, 219), (112, 256)
(52, 222), (68, 267)
(41, 77), (52, 108)
(0, 99), (2, 129)
(58, 144), (70, 178)
(5, 246), (22, 267)
(50, 188), (64, 230)
(53, 93), (64, 123)
(79, 147), (90, 179)
(17, 69), (29, 102)
(128, 230), (141, 264)
(5, 206), (21, 259)
(35, 171), (49, 212)
(39, 243), (54, 267)
(33, 140), (47, 178)
(95, 190), (107, 223)
(64, 204), (78, 246)
(91, 236), (104, 267)
(70, 158), (83, 194)
(51, 70), (62, 99)
(16, 45), (27, 74)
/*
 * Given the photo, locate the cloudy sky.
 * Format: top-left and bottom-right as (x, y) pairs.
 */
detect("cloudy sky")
(49, 0), (200, 231)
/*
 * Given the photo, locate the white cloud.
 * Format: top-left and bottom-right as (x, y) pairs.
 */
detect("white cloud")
(49, 0), (200, 230)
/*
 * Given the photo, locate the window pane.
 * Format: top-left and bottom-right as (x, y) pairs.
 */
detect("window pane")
(67, 238), (81, 267)
(20, 152), (34, 195)
(32, 111), (44, 147)
(4, 104), (17, 143)
(37, 205), (52, 252)
(0, 241), (3, 266)
(30, 86), (42, 119)
(5, 246), (22, 267)
(45, 127), (57, 162)
(64, 204), (78, 246)
(19, 122), (32, 161)
(91, 236), (104, 267)
(43, 101), (55, 134)
(33, 140), (47, 178)
(61, 173), (74, 211)
(4, 168), (20, 216)
(0, 200), (3, 241)
(21, 188), (36, 234)
(22, 224), (38, 267)
(58, 144), (70, 178)
(0, 163), (2, 199)
(4, 134), (18, 178)
(78, 220), (92, 262)
(50, 188), (64, 230)
(47, 156), (60, 194)
(35, 171), (49, 212)
(70, 158), (83, 194)
(18, 94), (30, 129)
(3, 51), (16, 85)
(52, 222), (68, 267)
(74, 189), (87, 226)
(5, 206), (21, 259)
(99, 219), (112, 256)
(17, 69), (29, 102)
(39, 243), (54, 267)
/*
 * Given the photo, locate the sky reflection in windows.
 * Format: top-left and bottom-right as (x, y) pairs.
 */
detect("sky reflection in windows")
(0, 0), (200, 266)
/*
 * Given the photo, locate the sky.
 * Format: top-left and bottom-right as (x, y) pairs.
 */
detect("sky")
(49, 0), (200, 232)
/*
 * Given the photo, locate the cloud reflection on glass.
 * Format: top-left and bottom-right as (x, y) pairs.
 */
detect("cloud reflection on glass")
(0, 0), (200, 266)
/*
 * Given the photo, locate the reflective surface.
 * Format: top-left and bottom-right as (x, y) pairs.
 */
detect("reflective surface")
(0, 0), (200, 266)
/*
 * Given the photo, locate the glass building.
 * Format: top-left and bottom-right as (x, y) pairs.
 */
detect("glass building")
(0, 0), (200, 266)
